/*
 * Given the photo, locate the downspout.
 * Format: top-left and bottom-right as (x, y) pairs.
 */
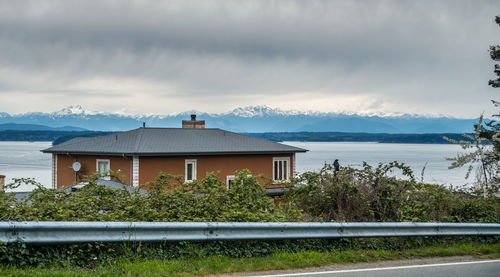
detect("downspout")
(122, 153), (133, 186)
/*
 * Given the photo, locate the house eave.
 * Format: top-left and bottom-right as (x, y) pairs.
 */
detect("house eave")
(42, 149), (307, 156)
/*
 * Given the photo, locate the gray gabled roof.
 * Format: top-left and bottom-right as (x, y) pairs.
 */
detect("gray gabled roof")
(42, 128), (307, 156)
(10, 178), (148, 202)
(62, 178), (148, 195)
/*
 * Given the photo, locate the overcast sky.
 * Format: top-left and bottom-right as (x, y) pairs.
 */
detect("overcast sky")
(0, 0), (499, 118)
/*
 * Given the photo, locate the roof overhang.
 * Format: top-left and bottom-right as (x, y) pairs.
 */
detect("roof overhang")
(42, 149), (307, 156)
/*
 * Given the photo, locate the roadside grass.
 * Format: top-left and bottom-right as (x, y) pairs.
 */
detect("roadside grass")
(2, 242), (500, 277)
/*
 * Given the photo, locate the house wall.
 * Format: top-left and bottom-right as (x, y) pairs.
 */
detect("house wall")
(56, 154), (132, 188)
(0, 175), (5, 191)
(138, 154), (294, 188)
(55, 153), (294, 189)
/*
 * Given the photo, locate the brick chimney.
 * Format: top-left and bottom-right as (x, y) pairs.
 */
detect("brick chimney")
(182, 114), (205, 128)
(0, 175), (5, 191)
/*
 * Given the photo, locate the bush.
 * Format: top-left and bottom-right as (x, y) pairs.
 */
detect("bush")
(2, 236), (499, 268)
(2, 163), (500, 268)
(4, 170), (294, 223)
(288, 162), (500, 223)
(288, 162), (415, 222)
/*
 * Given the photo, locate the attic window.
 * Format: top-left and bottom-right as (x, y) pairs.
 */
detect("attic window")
(185, 159), (197, 183)
(273, 157), (290, 183)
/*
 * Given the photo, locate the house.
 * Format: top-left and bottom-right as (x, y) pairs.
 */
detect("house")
(0, 175), (4, 191)
(61, 178), (148, 195)
(42, 115), (307, 190)
(11, 178), (148, 203)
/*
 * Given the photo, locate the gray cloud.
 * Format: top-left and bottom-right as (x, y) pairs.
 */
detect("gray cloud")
(0, 0), (498, 117)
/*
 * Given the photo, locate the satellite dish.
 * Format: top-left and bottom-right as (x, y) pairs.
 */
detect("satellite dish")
(72, 162), (81, 172)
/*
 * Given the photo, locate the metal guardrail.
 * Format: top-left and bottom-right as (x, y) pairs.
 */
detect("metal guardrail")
(1, 222), (499, 244)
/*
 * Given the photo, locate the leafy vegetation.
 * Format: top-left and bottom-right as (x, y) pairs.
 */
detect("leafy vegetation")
(445, 15), (500, 195)
(287, 163), (500, 223)
(485, 15), (500, 186)
(1, 242), (500, 276)
(1, 163), (499, 269)
(2, 170), (293, 222)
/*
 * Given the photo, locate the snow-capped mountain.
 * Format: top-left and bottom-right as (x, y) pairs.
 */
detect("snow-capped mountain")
(52, 105), (87, 116)
(228, 106), (302, 117)
(0, 105), (478, 133)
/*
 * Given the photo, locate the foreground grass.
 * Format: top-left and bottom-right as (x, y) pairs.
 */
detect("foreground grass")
(2, 242), (500, 277)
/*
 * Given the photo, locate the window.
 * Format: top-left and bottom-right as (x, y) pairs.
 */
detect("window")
(226, 175), (235, 189)
(226, 174), (251, 189)
(185, 159), (197, 182)
(96, 159), (110, 173)
(273, 157), (290, 182)
(96, 159), (110, 180)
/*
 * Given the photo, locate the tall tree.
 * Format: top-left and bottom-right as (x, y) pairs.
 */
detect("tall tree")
(488, 16), (500, 88)
(447, 16), (500, 194)
(485, 15), (500, 187)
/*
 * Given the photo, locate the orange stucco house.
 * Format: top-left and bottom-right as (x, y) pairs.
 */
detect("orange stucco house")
(42, 115), (307, 191)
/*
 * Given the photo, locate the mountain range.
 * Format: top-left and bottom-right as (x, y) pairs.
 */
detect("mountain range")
(0, 105), (478, 133)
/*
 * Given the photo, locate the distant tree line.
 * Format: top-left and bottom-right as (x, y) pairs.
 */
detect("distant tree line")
(0, 130), (475, 145)
(0, 130), (115, 145)
(246, 132), (474, 144)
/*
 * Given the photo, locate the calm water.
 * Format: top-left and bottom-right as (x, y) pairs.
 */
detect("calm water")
(285, 141), (471, 186)
(0, 141), (52, 192)
(0, 141), (472, 192)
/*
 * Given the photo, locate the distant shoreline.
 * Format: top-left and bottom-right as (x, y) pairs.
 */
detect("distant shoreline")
(245, 132), (472, 144)
(0, 130), (473, 145)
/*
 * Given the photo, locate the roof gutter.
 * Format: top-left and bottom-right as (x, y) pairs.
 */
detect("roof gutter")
(42, 149), (307, 156)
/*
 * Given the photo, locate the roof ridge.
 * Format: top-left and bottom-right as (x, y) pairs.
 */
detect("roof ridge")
(143, 127), (220, 130)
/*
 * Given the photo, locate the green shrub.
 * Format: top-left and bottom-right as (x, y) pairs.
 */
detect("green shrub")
(4, 170), (292, 223)
(2, 163), (500, 268)
(401, 183), (459, 222)
(2, 236), (499, 268)
(288, 162), (500, 223)
(288, 162), (415, 222)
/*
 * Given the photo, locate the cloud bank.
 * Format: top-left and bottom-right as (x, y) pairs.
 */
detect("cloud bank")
(0, 0), (499, 117)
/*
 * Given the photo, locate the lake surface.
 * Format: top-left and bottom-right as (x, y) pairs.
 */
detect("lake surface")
(0, 141), (472, 192)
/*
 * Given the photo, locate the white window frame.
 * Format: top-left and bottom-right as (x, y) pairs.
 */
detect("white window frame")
(272, 157), (290, 183)
(96, 159), (111, 180)
(226, 174), (252, 189)
(185, 159), (197, 183)
(226, 175), (235, 189)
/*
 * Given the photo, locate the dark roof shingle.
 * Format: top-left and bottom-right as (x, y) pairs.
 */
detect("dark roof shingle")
(42, 128), (307, 156)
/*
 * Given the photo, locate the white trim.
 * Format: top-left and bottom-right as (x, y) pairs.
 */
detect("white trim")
(226, 175), (235, 189)
(132, 156), (139, 187)
(272, 157), (290, 183)
(96, 159), (111, 180)
(185, 159), (197, 182)
(52, 154), (57, 189)
(250, 259), (500, 277)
